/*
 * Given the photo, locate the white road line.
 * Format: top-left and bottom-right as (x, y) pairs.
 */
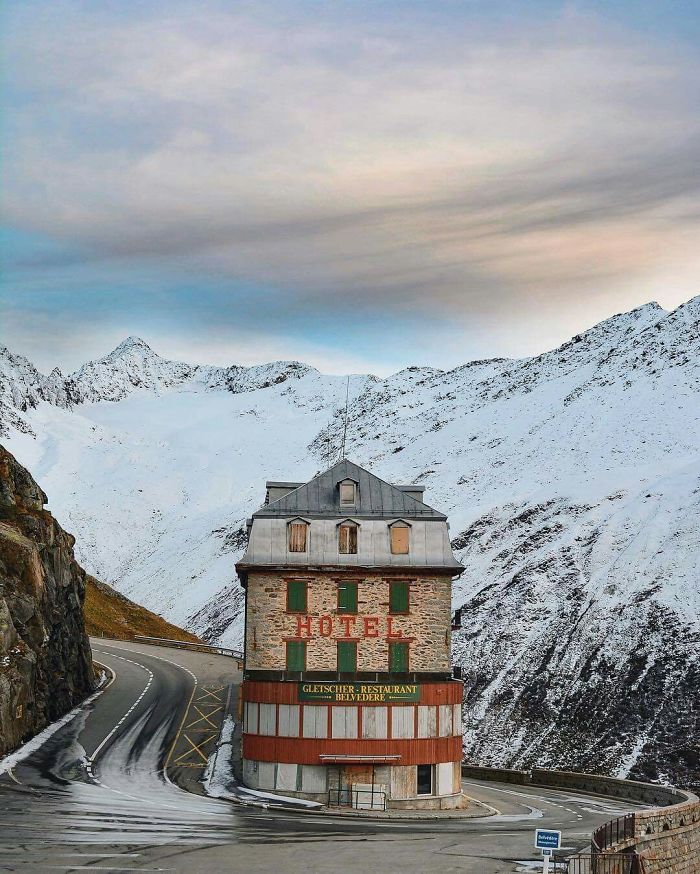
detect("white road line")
(87, 646), (213, 812)
(93, 642), (199, 789)
(88, 653), (153, 761)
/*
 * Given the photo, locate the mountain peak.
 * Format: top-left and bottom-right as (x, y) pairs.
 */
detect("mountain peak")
(109, 336), (157, 358)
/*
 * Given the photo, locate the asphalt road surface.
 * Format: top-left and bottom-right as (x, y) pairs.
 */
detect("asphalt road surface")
(0, 640), (645, 873)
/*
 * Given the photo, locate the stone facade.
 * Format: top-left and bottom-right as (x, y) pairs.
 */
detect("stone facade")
(245, 570), (452, 673)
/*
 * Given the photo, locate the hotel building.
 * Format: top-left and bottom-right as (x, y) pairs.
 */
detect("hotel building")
(236, 459), (465, 809)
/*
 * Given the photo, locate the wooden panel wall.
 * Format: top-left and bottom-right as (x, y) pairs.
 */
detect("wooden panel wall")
(243, 734), (462, 766)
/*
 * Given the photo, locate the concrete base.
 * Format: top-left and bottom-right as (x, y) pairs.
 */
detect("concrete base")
(388, 791), (468, 811)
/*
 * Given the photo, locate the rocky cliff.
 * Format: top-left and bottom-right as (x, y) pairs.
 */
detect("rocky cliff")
(0, 446), (94, 758)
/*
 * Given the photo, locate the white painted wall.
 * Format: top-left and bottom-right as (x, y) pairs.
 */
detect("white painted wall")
(361, 706), (388, 739)
(418, 705), (437, 738)
(391, 707), (414, 739)
(302, 705), (328, 738)
(245, 702), (259, 734)
(331, 706), (358, 738)
(276, 763), (298, 791)
(278, 704), (300, 737)
(438, 703), (452, 737)
(258, 703), (276, 735)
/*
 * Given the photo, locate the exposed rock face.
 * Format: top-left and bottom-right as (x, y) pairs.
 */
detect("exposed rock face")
(0, 446), (94, 758)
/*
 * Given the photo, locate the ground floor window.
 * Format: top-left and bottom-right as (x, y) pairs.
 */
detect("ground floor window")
(416, 764), (433, 796)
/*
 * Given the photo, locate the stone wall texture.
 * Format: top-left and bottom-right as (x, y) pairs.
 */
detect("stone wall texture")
(618, 800), (700, 874)
(245, 570), (452, 672)
(0, 446), (94, 758)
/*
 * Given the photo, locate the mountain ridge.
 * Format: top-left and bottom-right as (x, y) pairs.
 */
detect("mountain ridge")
(1, 294), (698, 788)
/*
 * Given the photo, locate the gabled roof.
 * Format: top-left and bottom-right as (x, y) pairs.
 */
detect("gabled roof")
(252, 459), (446, 520)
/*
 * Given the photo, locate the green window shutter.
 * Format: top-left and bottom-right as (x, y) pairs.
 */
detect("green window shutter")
(286, 641), (306, 671)
(337, 581), (358, 613)
(389, 642), (409, 673)
(287, 580), (307, 612)
(337, 641), (357, 672)
(389, 581), (409, 614)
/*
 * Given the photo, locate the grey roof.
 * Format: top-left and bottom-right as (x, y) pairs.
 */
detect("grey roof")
(253, 459), (446, 520)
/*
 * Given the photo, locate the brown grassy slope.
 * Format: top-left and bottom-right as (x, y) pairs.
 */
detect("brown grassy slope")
(85, 576), (202, 643)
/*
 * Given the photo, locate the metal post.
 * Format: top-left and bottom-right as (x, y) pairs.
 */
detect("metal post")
(542, 853), (549, 874)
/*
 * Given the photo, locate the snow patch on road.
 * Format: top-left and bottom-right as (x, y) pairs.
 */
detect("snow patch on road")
(0, 686), (104, 776)
(203, 715), (321, 809)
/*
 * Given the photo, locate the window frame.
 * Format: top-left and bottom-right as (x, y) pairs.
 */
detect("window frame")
(286, 579), (308, 613)
(286, 640), (306, 672)
(288, 519), (309, 553)
(336, 580), (358, 614)
(416, 764), (433, 796)
(389, 522), (410, 555)
(339, 480), (357, 506)
(338, 522), (358, 555)
(389, 580), (410, 615)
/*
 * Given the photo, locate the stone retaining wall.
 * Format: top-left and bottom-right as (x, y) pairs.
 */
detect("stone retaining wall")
(461, 764), (700, 873)
(461, 764), (531, 784)
(614, 799), (700, 874)
(531, 768), (690, 808)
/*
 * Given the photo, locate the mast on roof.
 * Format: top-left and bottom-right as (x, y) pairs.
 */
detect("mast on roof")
(339, 375), (350, 461)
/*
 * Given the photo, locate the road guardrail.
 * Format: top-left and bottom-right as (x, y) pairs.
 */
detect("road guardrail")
(133, 635), (244, 663)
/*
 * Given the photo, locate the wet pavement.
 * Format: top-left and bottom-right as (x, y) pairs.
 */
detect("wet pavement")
(0, 640), (645, 873)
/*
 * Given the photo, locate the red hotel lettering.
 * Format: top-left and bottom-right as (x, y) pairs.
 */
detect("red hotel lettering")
(338, 615), (357, 638)
(387, 617), (403, 639)
(319, 615), (333, 637)
(295, 615), (312, 638)
(363, 616), (379, 638)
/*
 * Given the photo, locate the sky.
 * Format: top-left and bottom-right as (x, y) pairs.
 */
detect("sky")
(2, 0), (700, 376)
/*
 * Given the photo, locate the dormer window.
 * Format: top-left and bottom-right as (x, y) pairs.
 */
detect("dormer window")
(339, 479), (357, 506)
(389, 520), (410, 554)
(288, 519), (309, 553)
(338, 520), (358, 554)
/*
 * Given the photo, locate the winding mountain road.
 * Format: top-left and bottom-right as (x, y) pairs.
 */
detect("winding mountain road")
(0, 640), (644, 873)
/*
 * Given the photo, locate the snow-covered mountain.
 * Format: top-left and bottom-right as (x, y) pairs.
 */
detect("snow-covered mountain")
(1, 297), (699, 789)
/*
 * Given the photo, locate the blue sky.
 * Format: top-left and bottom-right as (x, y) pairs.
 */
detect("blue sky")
(2, 1), (700, 374)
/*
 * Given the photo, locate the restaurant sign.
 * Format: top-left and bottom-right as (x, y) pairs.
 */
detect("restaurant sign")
(299, 683), (419, 703)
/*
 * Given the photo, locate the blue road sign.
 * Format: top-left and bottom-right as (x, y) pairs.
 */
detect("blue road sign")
(535, 829), (561, 850)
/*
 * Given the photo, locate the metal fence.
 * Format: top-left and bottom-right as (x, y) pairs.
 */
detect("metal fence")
(592, 814), (636, 853)
(328, 787), (387, 811)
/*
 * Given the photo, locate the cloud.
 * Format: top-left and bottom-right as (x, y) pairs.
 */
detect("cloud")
(2, 1), (700, 364)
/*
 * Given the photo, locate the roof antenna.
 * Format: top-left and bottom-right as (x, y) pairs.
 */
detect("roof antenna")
(340, 376), (350, 461)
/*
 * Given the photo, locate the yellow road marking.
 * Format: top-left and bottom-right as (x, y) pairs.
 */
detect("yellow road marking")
(163, 679), (197, 774)
(185, 706), (222, 730)
(173, 733), (216, 765)
(195, 686), (225, 702)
